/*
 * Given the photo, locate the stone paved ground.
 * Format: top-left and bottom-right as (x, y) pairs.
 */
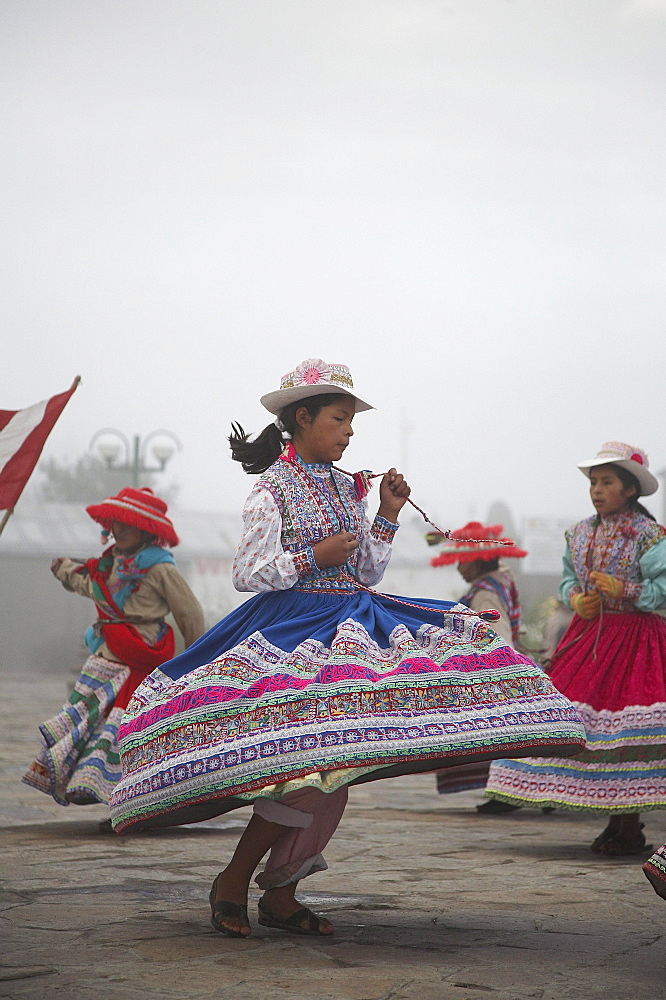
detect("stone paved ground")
(1, 669), (665, 1000)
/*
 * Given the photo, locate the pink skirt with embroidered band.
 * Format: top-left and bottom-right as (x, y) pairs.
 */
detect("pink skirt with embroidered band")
(483, 611), (666, 812)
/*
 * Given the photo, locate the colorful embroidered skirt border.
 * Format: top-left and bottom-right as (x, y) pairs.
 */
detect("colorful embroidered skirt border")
(109, 589), (586, 833)
(22, 654), (130, 806)
(643, 845), (666, 899)
(482, 612), (666, 813)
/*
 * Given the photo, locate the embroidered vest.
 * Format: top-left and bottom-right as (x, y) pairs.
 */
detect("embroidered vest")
(259, 457), (366, 590)
(566, 511), (665, 611)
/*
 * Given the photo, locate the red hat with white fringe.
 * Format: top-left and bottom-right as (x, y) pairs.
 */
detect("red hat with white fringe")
(428, 521), (527, 566)
(86, 487), (179, 547)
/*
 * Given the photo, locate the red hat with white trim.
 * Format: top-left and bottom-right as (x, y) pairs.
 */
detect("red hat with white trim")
(576, 441), (659, 497)
(429, 521), (527, 566)
(86, 487), (179, 547)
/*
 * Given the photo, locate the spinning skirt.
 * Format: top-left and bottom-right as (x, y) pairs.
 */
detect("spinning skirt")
(483, 611), (666, 813)
(23, 655), (131, 805)
(643, 845), (666, 900)
(109, 589), (586, 833)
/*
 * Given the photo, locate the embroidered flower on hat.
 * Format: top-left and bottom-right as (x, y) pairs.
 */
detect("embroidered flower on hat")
(630, 452), (644, 465)
(290, 359), (333, 387)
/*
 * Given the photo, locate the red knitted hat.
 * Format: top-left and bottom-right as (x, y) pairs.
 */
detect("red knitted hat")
(86, 487), (179, 547)
(429, 521), (527, 566)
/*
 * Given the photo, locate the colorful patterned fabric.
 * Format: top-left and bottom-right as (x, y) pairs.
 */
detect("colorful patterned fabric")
(461, 571), (521, 645)
(259, 451), (367, 590)
(22, 655), (130, 805)
(562, 512), (666, 611)
(484, 510), (666, 814)
(109, 454), (586, 834)
(643, 845), (666, 900)
(77, 544), (175, 655)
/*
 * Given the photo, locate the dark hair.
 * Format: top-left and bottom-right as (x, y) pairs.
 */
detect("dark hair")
(229, 393), (350, 475)
(606, 464), (655, 521)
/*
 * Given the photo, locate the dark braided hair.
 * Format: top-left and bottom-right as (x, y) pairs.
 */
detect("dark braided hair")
(229, 393), (350, 475)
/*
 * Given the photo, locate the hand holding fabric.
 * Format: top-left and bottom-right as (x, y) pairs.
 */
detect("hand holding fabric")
(571, 590), (602, 620)
(589, 571), (624, 600)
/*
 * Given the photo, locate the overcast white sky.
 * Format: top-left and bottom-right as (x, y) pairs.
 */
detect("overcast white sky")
(2, 0), (665, 530)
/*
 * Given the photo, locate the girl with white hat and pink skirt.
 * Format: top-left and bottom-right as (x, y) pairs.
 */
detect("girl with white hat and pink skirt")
(109, 358), (586, 937)
(482, 442), (666, 861)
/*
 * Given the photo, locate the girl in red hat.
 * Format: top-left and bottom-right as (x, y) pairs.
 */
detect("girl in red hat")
(23, 487), (205, 809)
(427, 521), (530, 801)
(428, 521), (527, 648)
(109, 359), (585, 938)
(482, 442), (666, 859)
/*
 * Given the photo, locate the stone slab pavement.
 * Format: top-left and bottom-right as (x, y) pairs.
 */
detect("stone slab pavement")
(1, 669), (665, 1000)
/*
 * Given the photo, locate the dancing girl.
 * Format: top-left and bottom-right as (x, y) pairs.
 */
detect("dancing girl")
(109, 358), (585, 937)
(481, 442), (666, 856)
(23, 487), (205, 807)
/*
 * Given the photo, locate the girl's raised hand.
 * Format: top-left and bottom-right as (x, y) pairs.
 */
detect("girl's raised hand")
(313, 531), (359, 569)
(378, 468), (411, 522)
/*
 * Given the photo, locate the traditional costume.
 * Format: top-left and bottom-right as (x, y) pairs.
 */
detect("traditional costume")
(23, 487), (205, 805)
(483, 443), (666, 822)
(109, 359), (585, 900)
(427, 521), (528, 794)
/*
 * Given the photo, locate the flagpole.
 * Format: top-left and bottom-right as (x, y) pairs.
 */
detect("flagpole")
(0, 508), (13, 539)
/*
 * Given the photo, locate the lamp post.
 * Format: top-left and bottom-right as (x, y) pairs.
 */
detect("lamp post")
(89, 429), (182, 487)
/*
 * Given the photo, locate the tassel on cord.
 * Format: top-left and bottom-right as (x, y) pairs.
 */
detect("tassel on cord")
(336, 466), (515, 547)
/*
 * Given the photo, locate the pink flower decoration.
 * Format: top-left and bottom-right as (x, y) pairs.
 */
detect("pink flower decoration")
(630, 452), (644, 465)
(292, 359), (332, 386)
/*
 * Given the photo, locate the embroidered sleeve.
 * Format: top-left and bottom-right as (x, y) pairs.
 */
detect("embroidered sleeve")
(232, 485), (302, 592)
(635, 537), (666, 612)
(354, 513), (398, 586)
(558, 543), (582, 609)
(291, 546), (318, 578)
(370, 515), (400, 544)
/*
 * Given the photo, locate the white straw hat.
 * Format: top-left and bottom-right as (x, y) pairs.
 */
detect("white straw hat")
(577, 441), (659, 497)
(260, 358), (374, 415)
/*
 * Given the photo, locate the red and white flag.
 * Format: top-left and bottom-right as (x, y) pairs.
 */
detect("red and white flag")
(0, 377), (80, 512)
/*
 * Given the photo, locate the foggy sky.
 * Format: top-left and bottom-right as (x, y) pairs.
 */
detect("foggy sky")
(2, 0), (665, 531)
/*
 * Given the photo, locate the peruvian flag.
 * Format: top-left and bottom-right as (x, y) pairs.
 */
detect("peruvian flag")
(0, 378), (80, 511)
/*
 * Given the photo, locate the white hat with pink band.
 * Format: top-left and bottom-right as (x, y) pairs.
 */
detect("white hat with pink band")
(577, 441), (659, 497)
(260, 358), (374, 415)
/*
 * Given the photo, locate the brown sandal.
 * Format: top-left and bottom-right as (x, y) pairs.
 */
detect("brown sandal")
(209, 875), (250, 938)
(258, 897), (333, 936)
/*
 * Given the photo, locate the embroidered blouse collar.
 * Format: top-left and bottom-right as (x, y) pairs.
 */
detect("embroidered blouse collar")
(293, 452), (333, 476)
(597, 510), (632, 527)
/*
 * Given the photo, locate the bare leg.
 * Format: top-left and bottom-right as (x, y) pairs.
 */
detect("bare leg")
(618, 812), (642, 838)
(596, 812), (645, 855)
(214, 788), (346, 935)
(213, 813), (289, 935)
